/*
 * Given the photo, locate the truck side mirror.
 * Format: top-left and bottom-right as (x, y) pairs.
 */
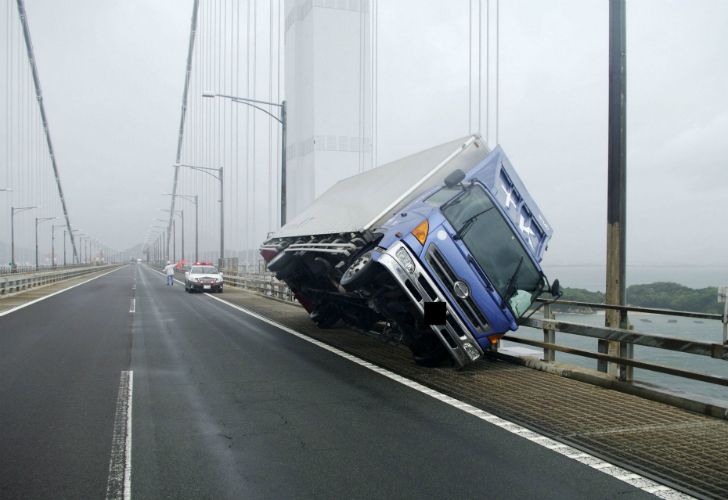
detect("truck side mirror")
(550, 279), (563, 298)
(444, 169), (466, 188)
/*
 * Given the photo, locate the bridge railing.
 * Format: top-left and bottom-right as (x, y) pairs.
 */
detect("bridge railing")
(0, 265), (117, 296)
(222, 271), (294, 303)
(221, 271), (728, 395)
(0, 263), (92, 276)
(514, 300), (727, 387)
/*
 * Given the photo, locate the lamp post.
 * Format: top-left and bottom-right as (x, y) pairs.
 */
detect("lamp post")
(151, 225), (167, 264)
(64, 228), (81, 266)
(156, 217), (175, 262)
(11, 206), (37, 272)
(78, 234), (87, 264)
(51, 224), (65, 268)
(203, 92), (287, 226)
(161, 208), (184, 262)
(174, 163), (224, 269)
(35, 216), (56, 270)
(164, 193), (198, 262)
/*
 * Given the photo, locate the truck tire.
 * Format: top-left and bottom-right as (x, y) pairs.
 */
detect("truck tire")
(267, 251), (297, 280)
(340, 250), (375, 289)
(310, 307), (340, 329)
(409, 335), (447, 366)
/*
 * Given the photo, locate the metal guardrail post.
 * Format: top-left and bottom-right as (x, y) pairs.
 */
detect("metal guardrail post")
(542, 303), (556, 362)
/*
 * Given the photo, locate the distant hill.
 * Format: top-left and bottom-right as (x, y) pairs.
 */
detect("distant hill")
(555, 282), (723, 315)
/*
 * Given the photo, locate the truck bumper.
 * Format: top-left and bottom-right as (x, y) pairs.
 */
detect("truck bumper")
(376, 242), (484, 368)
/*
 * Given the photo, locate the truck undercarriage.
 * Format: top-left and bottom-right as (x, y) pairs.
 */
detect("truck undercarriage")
(261, 233), (451, 366)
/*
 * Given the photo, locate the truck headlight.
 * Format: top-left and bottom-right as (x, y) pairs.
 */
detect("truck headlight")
(463, 342), (480, 361)
(395, 247), (416, 274)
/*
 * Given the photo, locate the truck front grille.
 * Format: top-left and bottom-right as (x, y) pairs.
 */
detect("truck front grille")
(426, 246), (489, 331)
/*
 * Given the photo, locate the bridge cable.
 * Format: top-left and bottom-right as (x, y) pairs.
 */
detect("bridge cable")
(15, 0), (79, 263)
(168, 0), (201, 260)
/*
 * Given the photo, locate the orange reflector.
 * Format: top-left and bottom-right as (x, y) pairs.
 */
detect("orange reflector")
(489, 335), (504, 346)
(411, 219), (429, 245)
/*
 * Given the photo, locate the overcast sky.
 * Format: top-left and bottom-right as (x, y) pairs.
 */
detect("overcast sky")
(3, 0), (727, 272)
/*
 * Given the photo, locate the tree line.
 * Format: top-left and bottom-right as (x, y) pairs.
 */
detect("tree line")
(555, 282), (724, 315)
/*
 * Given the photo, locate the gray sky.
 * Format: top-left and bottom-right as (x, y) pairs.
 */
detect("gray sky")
(2, 0), (727, 270)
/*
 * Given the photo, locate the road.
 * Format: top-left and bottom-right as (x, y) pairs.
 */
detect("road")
(0, 264), (655, 499)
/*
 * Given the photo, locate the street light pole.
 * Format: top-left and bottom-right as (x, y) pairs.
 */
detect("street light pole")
(173, 164), (224, 268)
(161, 208), (185, 262)
(11, 206), (37, 272)
(165, 193), (198, 262)
(35, 216), (56, 270)
(51, 224), (64, 268)
(203, 92), (287, 226)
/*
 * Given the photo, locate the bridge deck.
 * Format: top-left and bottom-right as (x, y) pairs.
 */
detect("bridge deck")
(220, 286), (728, 499)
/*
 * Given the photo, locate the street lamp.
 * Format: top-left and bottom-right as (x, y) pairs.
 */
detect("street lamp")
(161, 208), (184, 262)
(51, 224), (65, 268)
(64, 228), (81, 266)
(156, 217), (175, 261)
(173, 163), (224, 269)
(10, 206), (37, 272)
(35, 216), (56, 270)
(202, 91), (287, 226)
(150, 225), (167, 263)
(164, 193), (198, 262)
(77, 234), (87, 264)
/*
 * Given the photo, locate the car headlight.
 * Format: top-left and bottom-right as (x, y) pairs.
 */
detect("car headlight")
(395, 247), (416, 274)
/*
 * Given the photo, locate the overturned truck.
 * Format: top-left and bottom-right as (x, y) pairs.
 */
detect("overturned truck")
(260, 135), (560, 368)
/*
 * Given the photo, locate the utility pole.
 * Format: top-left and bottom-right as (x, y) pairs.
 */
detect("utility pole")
(602, 0), (631, 381)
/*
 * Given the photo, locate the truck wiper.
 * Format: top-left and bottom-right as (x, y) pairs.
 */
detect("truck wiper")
(503, 256), (524, 300)
(453, 207), (494, 240)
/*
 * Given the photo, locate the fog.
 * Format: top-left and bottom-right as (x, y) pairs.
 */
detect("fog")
(1, 0), (726, 274)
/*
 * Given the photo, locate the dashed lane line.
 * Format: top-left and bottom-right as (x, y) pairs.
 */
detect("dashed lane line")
(106, 370), (133, 500)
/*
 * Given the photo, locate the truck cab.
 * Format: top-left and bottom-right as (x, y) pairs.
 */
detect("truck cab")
(365, 146), (553, 366)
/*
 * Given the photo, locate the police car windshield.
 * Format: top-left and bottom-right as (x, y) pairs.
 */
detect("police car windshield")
(191, 266), (218, 274)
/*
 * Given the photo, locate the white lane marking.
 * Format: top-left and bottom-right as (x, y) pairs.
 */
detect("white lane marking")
(204, 293), (692, 500)
(129, 298), (135, 314)
(0, 267), (125, 318)
(106, 370), (133, 500)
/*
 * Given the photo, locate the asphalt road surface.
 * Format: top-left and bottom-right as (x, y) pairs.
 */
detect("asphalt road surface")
(0, 264), (656, 499)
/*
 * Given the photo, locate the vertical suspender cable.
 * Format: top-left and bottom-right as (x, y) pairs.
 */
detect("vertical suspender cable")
(478, 0), (482, 134)
(15, 0), (78, 263)
(495, 0), (500, 144)
(468, 0), (472, 134)
(168, 0), (200, 254)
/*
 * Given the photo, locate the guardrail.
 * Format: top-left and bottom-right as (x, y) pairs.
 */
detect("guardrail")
(0, 265), (117, 296)
(513, 300), (727, 386)
(0, 263), (94, 277)
(222, 272), (295, 303)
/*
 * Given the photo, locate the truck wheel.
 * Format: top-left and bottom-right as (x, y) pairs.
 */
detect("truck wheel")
(267, 251), (297, 280)
(310, 307), (340, 329)
(340, 250), (375, 289)
(410, 335), (447, 366)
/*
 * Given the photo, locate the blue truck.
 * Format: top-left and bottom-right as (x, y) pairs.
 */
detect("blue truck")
(260, 135), (560, 367)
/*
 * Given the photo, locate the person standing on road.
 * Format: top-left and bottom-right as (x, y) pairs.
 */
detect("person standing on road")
(164, 261), (175, 286)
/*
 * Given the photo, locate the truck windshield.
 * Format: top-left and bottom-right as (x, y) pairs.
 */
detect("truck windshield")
(439, 185), (543, 316)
